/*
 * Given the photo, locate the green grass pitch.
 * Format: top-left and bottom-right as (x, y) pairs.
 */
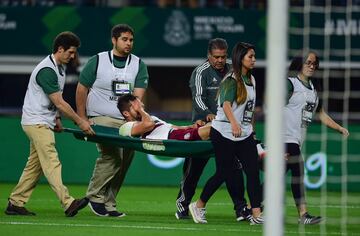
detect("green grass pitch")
(0, 184), (359, 236)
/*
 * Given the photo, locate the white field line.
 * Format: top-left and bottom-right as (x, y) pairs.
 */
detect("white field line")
(208, 202), (360, 209)
(0, 221), (350, 235)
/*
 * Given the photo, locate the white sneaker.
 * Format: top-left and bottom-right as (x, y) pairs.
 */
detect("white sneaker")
(250, 214), (264, 225)
(189, 202), (207, 224)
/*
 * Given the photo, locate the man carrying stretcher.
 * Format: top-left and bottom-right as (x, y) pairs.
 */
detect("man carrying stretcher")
(117, 94), (210, 141)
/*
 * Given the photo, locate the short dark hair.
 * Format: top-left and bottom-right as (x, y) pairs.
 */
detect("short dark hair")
(52, 31), (81, 53)
(111, 24), (134, 40)
(208, 38), (228, 54)
(117, 94), (137, 116)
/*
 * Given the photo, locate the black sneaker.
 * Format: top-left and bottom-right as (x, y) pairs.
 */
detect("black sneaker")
(175, 210), (190, 220)
(236, 207), (252, 222)
(298, 212), (322, 225)
(65, 197), (89, 217)
(108, 210), (126, 218)
(5, 202), (36, 216)
(88, 201), (108, 217)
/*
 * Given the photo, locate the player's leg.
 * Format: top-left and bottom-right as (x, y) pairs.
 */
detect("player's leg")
(175, 157), (210, 219)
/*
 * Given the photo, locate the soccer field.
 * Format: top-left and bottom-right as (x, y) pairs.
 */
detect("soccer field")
(0, 184), (359, 236)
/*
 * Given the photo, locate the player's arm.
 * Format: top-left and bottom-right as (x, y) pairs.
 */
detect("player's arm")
(130, 114), (154, 136)
(319, 108), (349, 137)
(250, 75), (257, 138)
(130, 100), (154, 136)
(133, 88), (146, 101)
(251, 116), (257, 139)
(223, 101), (241, 137)
(49, 92), (93, 134)
(133, 60), (149, 101)
(76, 83), (89, 119)
(190, 67), (213, 121)
(76, 55), (97, 120)
(35, 68), (94, 135)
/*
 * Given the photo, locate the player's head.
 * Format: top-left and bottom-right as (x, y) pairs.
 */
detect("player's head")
(207, 38), (228, 70)
(117, 94), (141, 121)
(111, 24), (134, 40)
(111, 24), (134, 56)
(53, 31), (81, 53)
(52, 31), (81, 64)
(289, 51), (319, 77)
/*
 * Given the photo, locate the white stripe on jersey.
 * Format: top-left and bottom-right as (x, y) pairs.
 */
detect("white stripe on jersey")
(194, 62), (210, 111)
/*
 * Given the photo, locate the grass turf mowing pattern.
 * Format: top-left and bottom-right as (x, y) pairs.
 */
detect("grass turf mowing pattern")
(0, 184), (359, 236)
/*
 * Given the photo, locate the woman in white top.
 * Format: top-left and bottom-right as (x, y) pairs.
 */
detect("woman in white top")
(189, 42), (263, 225)
(284, 51), (349, 224)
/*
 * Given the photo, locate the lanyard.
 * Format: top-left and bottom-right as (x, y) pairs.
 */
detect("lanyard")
(51, 54), (61, 74)
(111, 50), (129, 81)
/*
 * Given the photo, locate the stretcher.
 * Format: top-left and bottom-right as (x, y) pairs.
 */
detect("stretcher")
(64, 125), (214, 157)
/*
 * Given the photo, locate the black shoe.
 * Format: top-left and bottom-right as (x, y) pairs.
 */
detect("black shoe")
(236, 207), (252, 222)
(88, 201), (108, 216)
(65, 197), (89, 217)
(298, 212), (322, 225)
(108, 210), (126, 217)
(175, 210), (190, 220)
(5, 202), (36, 216)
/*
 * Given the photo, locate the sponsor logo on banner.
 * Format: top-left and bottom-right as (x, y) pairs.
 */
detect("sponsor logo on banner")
(164, 10), (191, 46)
(147, 154), (184, 169)
(143, 142), (166, 151)
(0, 14), (16, 30)
(304, 152), (327, 189)
(325, 19), (360, 35)
(147, 151), (328, 188)
(164, 11), (246, 45)
(193, 16), (244, 40)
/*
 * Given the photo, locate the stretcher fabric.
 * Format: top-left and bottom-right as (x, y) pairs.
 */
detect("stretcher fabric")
(64, 125), (214, 157)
